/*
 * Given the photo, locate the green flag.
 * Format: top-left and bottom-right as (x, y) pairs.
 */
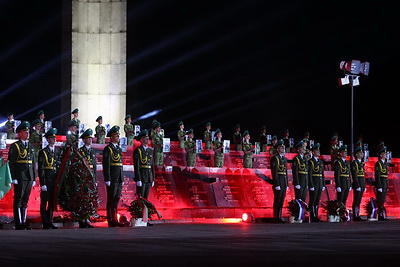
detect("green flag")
(0, 157), (12, 200)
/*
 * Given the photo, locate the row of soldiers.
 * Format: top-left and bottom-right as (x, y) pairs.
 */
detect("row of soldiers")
(270, 139), (390, 223)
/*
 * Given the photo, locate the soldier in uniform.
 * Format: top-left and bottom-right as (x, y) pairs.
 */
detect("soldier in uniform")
(29, 119), (42, 163)
(259, 125), (268, 152)
(242, 130), (254, 168)
(134, 129), (155, 199)
(66, 120), (79, 148)
(70, 108), (80, 135)
(351, 146), (366, 221)
(95, 116), (106, 144)
(37, 110), (46, 134)
(102, 125), (125, 227)
(5, 112), (15, 139)
(152, 121), (164, 166)
(232, 124), (242, 151)
(203, 122), (212, 150)
(8, 121), (36, 230)
(270, 139), (288, 223)
(269, 135), (278, 156)
(213, 129), (224, 168)
(308, 143), (325, 222)
(334, 145), (351, 206)
(78, 128), (97, 228)
(185, 128), (196, 167)
(124, 114), (134, 145)
(282, 129), (290, 153)
(329, 134), (340, 170)
(292, 140), (308, 201)
(38, 128), (61, 229)
(177, 121), (185, 148)
(375, 146), (389, 220)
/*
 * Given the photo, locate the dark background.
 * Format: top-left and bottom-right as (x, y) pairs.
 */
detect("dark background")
(1, 0), (399, 156)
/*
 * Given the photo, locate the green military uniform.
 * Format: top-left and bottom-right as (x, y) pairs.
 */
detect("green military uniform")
(270, 139), (288, 223)
(185, 129), (196, 167)
(330, 135), (339, 169)
(134, 129), (155, 199)
(150, 120), (159, 140)
(37, 110), (45, 134)
(308, 143), (325, 222)
(351, 147), (366, 221)
(124, 114), (134, 145)
(292, 141), (308, 201)
(232, 124), (242, 151)
(95, 116), (106, 144)
(269, 135), (278, 156)
(334, 145), (351, 206)
(203, 122), (212, 150)
(79, 129), (97, 180)
(375, 146), (389, 220)
(70, 108), (80, 136)
(102, 126), (124, 227)
(152, 121), (164, 166)
(8, 121), (36, 230)
(66, 120), (79, 148)
(177, 121), (185, 148)
(282, 129), (290, 153)
(38, 128), (61, 229)
(29, 119), (42, 163)
(213, 129), (224, 168)
(259, 125), (268, 152)
(242, 130), (253, 168)
(5, 118), (15, 139)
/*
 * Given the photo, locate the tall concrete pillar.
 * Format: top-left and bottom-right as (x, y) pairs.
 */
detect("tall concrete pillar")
(71, 0), (126, 131)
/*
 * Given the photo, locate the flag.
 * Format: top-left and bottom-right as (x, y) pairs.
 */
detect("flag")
(0, 157), (12, 200)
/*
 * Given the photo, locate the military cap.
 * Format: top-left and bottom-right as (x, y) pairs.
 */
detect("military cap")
(355, 140), (362, 147)
(37, 110), (44, 116)
(107, 125), (120, 137)
(302, 138), (308, 143)
(153, 120), (161, 129)
(234, 124), (240, 129)
(16, 121), (30, 132)
(205, 121), (211, 126)
(215, 128), (221, 135)
(44, 128), (57, 138)
(378, 141), (385, 147)
(71, 108), (79, 114)
(178, 121), (184, 127)
(331, 135), (338, 141)
(68, 120), (78, 128)
(32, 119), (41, 126)
(80, 128), (93, 139)
(96, 116), (102, 122)
(186, 128), (194, 134)
(271, 135), (277, 141)
(7, 112), (14, 117)
(354, 146), (363, 154)
(125, 114), (131, 120)
(304, 132), (310, 137)
(295, 140), (304, 148)
(243, 130), (250, 136)
(274, 139), (284, 149)
(311, 143), (321, 150)
(378, 146), (387, 155)
(283, 129), (289, 134)
(339, 145), (348, 152)
(136, 129), (149, 141)
(261, 125), (266, 130)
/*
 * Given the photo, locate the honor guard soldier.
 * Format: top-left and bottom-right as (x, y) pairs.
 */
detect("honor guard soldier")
(213, 129), (224, 167)
(334, 145), (351, 206)
(242, 130), (254, 168)
(5, 112), (16, 139)
(134, 129), (155, 199)
(308, 143), (325, 222)
(38, 128), (61, 229)
(177, 121), (185, 148)
(37, 110), (46, 134)
(282, 129), (290, 153)
(269, 135), (278, 156)
(124, 114), (134, 145)
(270, 139), (288, 223)
(70, 108), (80, 135)
(232, 124), (242, 151)
(329, 134), (340, 170)
(78, 128), (96, 228)
(203, 122), (212, 150)
(259, 125), (268, 152)
(95, 116), (106, 144)
(29, 119), (43, 163)
(102, 126), (125, 227)
(375, 146), (389, 220)
(66, 120), (79, 148)
(351, 146), (366, 221)
(152, 121), (164, 166)
(292, 140), (308, 201)
(185, 128), (196, 167)
(8, 121), (36, 230)
(150, 119), (159, 140)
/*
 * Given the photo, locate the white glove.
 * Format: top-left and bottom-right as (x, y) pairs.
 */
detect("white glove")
(295, 185), (301, 189)
(95, 183), (98, 187)
(152, 181), (155, 187)
(364, 188), (367, 192)
(275, 186), (281, 191)
(137, 181), (142, 187)
(41, 185), (47, 192)
(12, 179), (18, 185)
(32, 181), (36, 187)
(377, 188), (383, 192)
(122, 182), (124, 185)
(322, 187), (326, 191)
(287, 187), (289, 190)
(349, 187), (352, 191)
(356, 187), (361, 191)
(105, 181), (111, 187)
(309, 187), (315, 191)
(336, 187), (342, 193)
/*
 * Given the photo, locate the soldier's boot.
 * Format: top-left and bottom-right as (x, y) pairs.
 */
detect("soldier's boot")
(40, 206), (49, 229)
(14, 207), (25, 230)
(382, 207), (389, 221)
(20, 208), (31, 230)
(107, 207), (115, 227)
(274, 208), (285, 223)
(113, 208), (125, 227)
(353, 206), (364, 221)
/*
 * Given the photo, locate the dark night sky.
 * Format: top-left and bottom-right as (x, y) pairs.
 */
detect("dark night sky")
(1, 0), (399, 155)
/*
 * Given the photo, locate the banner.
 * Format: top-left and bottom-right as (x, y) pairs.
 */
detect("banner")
(0, 158), (12, 200)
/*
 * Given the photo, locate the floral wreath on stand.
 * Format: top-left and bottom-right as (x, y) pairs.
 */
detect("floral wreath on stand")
(322, 200), (350, 222)
(127, 193), (162, 222)
(364, 197), (378, 221)
(287, 199), (309, 222)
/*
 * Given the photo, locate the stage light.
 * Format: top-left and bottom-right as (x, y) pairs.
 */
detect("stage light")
(340, 60), (370, 76)
(242, 212), (255, 223)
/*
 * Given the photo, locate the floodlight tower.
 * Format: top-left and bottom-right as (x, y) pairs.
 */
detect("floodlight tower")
(338, 60), (370, 160)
